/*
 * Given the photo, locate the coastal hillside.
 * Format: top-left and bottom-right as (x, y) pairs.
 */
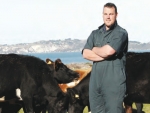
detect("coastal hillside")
(0, 38), (150, 53)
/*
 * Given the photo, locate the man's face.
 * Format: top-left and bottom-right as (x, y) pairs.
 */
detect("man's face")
(103, 7), (117, 29)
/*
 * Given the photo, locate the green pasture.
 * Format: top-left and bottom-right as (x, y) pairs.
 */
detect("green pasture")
(18, 104), (150, 113)
(132, 103), (150, 113)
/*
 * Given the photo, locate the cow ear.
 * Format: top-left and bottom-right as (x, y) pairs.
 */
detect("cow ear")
(46, 58), (54, 64)
(55, 59), (62, 63)
(55, 59), (62, 71)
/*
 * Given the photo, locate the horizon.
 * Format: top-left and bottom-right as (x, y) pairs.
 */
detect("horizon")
(0, 38), (146, 46)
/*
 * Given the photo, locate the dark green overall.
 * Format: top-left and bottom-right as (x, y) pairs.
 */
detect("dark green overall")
(83, 21), (128, 113)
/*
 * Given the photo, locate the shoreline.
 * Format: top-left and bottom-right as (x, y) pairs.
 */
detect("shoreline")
(67, 62), (92, 70)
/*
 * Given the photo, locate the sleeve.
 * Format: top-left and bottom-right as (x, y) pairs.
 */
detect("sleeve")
(81, 31), (94, 54)
(108, 30), (128, 55)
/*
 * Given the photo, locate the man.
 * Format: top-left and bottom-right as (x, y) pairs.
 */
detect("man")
(82, 2), (128, 113)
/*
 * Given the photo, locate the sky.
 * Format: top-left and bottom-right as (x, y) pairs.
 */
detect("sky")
(0, 0), (149, 45)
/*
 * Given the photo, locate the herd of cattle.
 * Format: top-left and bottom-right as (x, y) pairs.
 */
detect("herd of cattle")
(0, 52), (149, 113)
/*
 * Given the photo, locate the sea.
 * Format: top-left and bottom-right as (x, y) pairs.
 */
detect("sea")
(24, 50), (150, 64)
(25, 52), (91, 64)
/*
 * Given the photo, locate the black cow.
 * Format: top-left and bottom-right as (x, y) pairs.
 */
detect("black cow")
(36, 58), (80, 113)
(124, 52), (150, 113)
(40, 59), (80, 113)
(67, 72), (91, 113)
(53, 72), (91, 113)
(0, 54), (79, 113)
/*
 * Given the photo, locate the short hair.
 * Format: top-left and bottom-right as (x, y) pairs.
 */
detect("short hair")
(104, 3), (117, 13)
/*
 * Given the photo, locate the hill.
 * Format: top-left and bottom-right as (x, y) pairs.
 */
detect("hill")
(0, 38), (150, 53)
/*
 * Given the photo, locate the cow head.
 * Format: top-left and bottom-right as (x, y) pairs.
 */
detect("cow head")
(48, 93), (69, 113)
(46, 58), (79, 84)
(67, 88), (85, 113)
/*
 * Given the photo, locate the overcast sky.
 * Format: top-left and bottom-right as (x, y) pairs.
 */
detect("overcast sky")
(0, 0), (149, 45)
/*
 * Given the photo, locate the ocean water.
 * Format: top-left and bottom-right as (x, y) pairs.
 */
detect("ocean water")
(25, 52), (90, 64)
(24, 50), (150, 64)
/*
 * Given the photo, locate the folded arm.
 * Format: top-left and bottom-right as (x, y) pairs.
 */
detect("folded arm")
(92, 44), (116, 58)
(82, 49), (104, 61)
(82, 45), (116, 62)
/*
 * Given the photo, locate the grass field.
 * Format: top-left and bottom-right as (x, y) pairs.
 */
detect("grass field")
(132, 103), (150, 113)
